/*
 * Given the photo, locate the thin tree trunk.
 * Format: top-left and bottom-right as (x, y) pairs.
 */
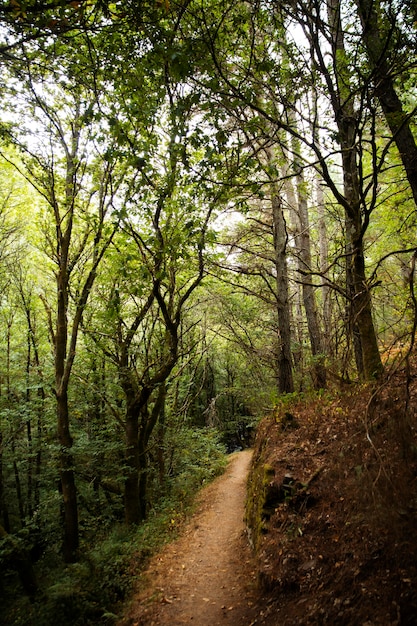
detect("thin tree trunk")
(57, 389), (79, 562)
(21, 290), (45, 513)
(293, 285), (304, 372)
(121, 355), (154, 525)
(283, 137), (327, 388)
(271, 191), (295, 393)
(283, 175), (303, 372)
(0, 426), (8, 532)
(292, 151), (327, 388)
(157, 382), (167, 489)
(6, 316), (25, 525)
(56, 254), (79, 561)
(34, 398), (42, 512)
(123, 385), (167, 524)
(12, 445), (24, 525)
(137, 425), (148, 521)
(51, 114), (115, 560)
(26, 328), (33, 519)
(124, 399), (142, 525)
(327, 0), (383, 380)
(316, 176), (331, 338)
(345, 215), (365, 377)
(30, 321), (44, 513)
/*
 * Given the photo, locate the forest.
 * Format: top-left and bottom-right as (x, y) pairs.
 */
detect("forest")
(0, 0), (416, 624)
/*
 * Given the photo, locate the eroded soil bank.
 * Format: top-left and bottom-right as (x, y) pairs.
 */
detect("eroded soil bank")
(118, 449), (258, 626)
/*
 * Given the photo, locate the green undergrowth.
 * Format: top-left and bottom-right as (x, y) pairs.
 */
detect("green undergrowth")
(1, 428), (228, 626)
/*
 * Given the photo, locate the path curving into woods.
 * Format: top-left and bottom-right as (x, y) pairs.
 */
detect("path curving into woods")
(118, 449), (259, 626)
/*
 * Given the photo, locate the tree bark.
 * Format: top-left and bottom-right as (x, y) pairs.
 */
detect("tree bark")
(291, 141), (327, 389)
(157, 382), (167, 489)
(0, 428), (10, 532)
(124, 397), (142, 525)
(55, 235), (79, 561)
(271, 191), (295, 393)
(56, 388), (79, 562)
(123, 380), (170, 524)
(326, 0), (383, 380)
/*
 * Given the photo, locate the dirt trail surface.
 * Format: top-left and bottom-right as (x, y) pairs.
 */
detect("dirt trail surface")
(119, 450), (259, 626)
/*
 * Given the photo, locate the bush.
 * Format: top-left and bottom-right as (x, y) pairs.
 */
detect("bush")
(167, 426), (227, 498)
(1, 426), (229, 626)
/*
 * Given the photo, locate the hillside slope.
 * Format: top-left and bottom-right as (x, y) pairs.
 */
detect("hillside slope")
(246, 359), (417, 625)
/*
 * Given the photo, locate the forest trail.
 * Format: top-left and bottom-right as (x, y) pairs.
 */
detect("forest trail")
(119, 449), (259, 626)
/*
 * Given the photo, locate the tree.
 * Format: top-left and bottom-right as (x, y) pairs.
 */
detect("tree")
(286, 127), (327, 389)
(355, 0), (417, 207)
(84, 83), (221, 523)
(0, 42), (123, 560)
(182, 0), (385, 379)
(270, 175), (295, 393)
(0, 172), (24, 534)
(313, 0), (383, 378)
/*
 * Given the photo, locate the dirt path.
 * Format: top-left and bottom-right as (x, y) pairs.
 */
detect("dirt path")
(119, 449), (259, 626)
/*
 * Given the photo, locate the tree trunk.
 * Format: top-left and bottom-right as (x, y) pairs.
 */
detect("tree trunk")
(57, 390), (79, 562)
(316, 176), (332, 341)
(34, 400), (42, 512)
(292, 151), (327, 389)
(157, 382), (167, 489)
(23, 295), (45, 513)
(123, 386), (166, 525)
(26, 331), (33, 519)
(0, 428), (10, 532)
(311, 84), (332, 359)
(6, 317), (25, 525)
(55, 251), (80, 561)
(120, 318), (177, 525)
(0, 350), (9, 532)
(124, 398), (142, 525)
(345, 215), (365, 378)
(137, 426), (148, 521)
(271, 191), (295, 393)
(349, 217), (383, 378)
(327, 0), (383, 380)
(12, 444), (24, 525)
(355, 0), (417, 207)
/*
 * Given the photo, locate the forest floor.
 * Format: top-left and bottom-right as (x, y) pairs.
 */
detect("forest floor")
(118, 356), (417, 626)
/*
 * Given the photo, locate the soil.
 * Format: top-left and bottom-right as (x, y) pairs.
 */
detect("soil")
(247, 358), (417, 626)
(119, 356), (417, 626)
(118, 449), (259, 626)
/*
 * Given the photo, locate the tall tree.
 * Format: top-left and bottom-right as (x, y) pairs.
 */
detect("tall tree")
(0, 177), (22, 533)
(0, 44), (122, 560)
(324, 0), (383, 378)
(271, 187), (295, 393)
(177, 0), (385, 379)
(288, 131), (327, 389)
(355, 0), (417, 206)
(86, 81), (221, 522)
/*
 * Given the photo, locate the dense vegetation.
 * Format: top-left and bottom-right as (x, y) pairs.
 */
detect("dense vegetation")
(0, 1), (416, 624)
